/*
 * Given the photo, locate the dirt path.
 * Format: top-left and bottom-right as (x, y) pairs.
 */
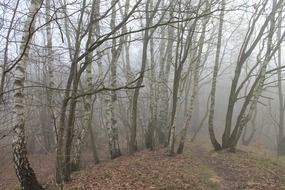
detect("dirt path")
(189, 145), (246, 189)
(189, 143), (285, 190)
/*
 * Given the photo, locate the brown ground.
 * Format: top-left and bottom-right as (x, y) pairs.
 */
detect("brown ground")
(0, 153), (56, 190)
(2, 143), (285, 190)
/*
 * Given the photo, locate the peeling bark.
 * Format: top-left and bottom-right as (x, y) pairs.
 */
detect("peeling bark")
(12, 0), (43, 189)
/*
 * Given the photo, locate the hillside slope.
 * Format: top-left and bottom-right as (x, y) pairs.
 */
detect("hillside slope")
(46, 143), (285, 190)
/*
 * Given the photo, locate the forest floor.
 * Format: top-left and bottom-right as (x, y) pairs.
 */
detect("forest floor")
(44, 142), (285, 190)
(2, 142), (285, 189)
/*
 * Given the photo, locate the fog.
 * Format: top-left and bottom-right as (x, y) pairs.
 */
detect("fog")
(0, 0), (285, 189)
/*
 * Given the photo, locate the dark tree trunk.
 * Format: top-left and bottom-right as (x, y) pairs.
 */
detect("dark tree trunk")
(13, 124), (43, 190)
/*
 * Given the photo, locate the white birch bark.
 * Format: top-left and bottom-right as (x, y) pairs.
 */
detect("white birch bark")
(104, 0), (129, 159)
(70, 0), (100, 170)
(208, 0), (225, 150)
(176, 2), (211, 153)
(45, 0), (57, 149)
(12, 0), (43, 189)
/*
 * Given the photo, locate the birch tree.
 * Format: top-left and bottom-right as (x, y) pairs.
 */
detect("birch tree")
(70, 0), (100, 170)
(45, 0), (57, 150)
(56, 0), (88, 182)
(208, 0), (225, 150)
(167, 0), (200, 156)
(55, 0), (143, 183)
(103, 0), (129, 159)
(176, 5), (211, 153)
(12, 0), (43, 189)
(129, 0), (164, 154)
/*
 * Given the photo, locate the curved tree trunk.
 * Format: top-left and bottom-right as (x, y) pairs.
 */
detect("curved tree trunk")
(228, 2), (281, 150)
(12, 0), (43, 189)
(208, 0), (225, 151)
(222, 0), (285, 149)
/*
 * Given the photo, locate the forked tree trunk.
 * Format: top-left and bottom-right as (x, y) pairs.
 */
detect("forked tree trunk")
(227, 1), (282, 150)
(167, 11), (198, 156)
(56, 0), (87, 183)
(177, 4), (211, 153)
(222, 0), (284, 148)
(70, 0), (99, 170)
(12, 0), (43, 189)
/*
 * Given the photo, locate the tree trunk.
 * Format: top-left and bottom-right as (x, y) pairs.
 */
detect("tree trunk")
(177, 59), (199, 154)
(228, 2), (279, 150)
(208, 0), (225, 151)
(12, 0), (43, 189)
(191, 94), (210, 142)
(157, 24), (169, 145)
(130, 0), (150, 154)
(45, 0), (57, 148)
(167, 10), (198, 155)
(104, 0), (129, 159)
(242, 110), (257, 146)
(89, 114), (100, 164)
(146, 15), (157, 150)
(277, 9), (285, 156)
(56, 0), (87, 183)
(222, 0), (284, 148)
(177, 4), (210, 153)
(70, 0), (100, 170)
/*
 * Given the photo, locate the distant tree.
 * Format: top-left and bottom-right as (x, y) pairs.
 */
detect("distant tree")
(276, 10), (285, 155)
